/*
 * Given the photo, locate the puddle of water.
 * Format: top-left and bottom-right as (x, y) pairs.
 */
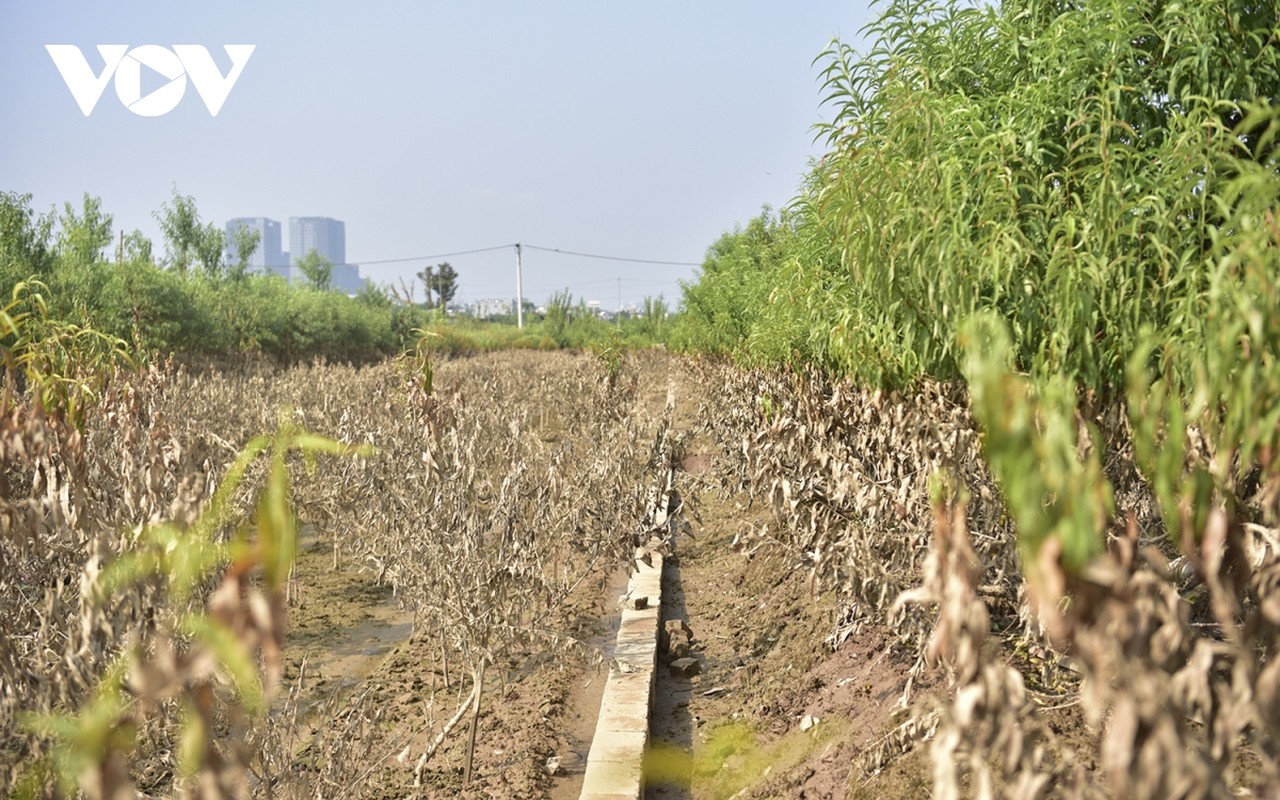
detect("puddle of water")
(285, 526), (415, 722)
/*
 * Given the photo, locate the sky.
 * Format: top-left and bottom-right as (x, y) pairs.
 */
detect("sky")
(0, 2), (876, 310)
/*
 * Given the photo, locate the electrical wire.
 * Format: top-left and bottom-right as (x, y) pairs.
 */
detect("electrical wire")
(355, 243), (701, 268)
(354, 244), (515, 266)
(522, 244), (700, 267)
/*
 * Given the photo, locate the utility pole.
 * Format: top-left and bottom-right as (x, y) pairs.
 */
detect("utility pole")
(515, 243), (524, 329)
(617, 276), (621, 328)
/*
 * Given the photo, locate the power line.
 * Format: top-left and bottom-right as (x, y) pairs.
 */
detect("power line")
(350, 242), (702, 270)
(354, 244), (515, 266)
(522, 244), (700, 267)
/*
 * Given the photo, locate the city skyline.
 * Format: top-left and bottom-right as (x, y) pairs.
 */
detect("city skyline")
(289, 216), (345, 268)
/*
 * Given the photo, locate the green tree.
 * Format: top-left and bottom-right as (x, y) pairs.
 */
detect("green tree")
(154, 188), (202, 275)
(196, 222), (227, 278)
(416, 262), (459, 310)
(670, 208), (797, 358)
(296, 249), (333, 291)
(0, 191), (55, 290)
(228, 225), (261, 281)
(56, 194), (114, 267)
(415, 265), (434, 306)
(121, 230), (153, 264)
(433, 262), (458, 308)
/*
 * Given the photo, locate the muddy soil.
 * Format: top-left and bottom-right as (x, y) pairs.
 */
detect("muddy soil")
(278, 353), (1091, 798)
(642, 456), (935, 800)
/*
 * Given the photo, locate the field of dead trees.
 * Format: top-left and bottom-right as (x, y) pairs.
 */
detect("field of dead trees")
(0, 339), (692, 797)
(5, 298), (1280, 799)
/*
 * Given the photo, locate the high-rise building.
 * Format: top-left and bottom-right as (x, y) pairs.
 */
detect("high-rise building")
(330, 263), (367, 295)
(289, 217), (346, 268)
(225, 217), (288, 278)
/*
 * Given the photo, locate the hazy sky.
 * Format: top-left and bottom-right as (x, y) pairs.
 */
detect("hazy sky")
(1, 2), (874, 309)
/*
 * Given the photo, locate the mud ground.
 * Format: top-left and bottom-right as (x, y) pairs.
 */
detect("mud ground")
(279, 353), (1094, 798)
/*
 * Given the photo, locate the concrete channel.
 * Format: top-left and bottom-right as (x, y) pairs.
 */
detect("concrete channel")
(578, 543), (665, 799)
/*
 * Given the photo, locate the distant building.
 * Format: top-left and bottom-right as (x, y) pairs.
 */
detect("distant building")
(469, 298), (514, 319)
(225, 217), (289, 278)
(330, 263), (367, 295)
(289, 217), (346, 267)
(226, 215), (365, 291)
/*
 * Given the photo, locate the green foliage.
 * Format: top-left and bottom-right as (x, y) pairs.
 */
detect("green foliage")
(644, 720), (839, 799)
(0, 191), (55, 291)
(417, 262), (458, 309)
(1, 280), (133, 425)
(56, 194), (113, 268)
(296, 248), (333, 291)
(590, 328), (626, 384)
(960, 313), (1111, 574)
(399, 327), (439, 394)
(671, 0), (1280, 571)
(228, 224), (261, 281)
(154, 187), (203, 275)
(806, 0), (1280, 388)
(1, 187), (404, 361)
(539, 289), (630, 349)
(21, 423), (363, 796)
(670, 208), (809, 361)
(636, 294), (670, 340)
(544, 288), (574, 345)
(1125, 115), (1280, 544)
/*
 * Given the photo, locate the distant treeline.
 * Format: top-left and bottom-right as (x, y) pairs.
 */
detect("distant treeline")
(0, 190), (673, 361)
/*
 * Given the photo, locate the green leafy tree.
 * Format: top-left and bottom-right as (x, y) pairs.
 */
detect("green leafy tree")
(296, 249), (333, 291)
(228, 225), (261, 281)
(0, 191), (55, 290)
(154, 188), (202, 275)
(121, 230), (153, 264)
(415, 265), (433, 306)
(416, 262), (459, 309)
(433, 262), (458, 308)
(670, 208), (797, 358)
(196, 222), (228, 278)
(55, 194), (113, 267)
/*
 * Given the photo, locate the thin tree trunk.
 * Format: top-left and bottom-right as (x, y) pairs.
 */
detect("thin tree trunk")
(440, 631), (450, 689)
(413, 681), (479, 786)
(463, 660), (486, 785)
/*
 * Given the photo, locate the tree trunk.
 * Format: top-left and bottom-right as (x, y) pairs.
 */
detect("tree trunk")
(463, 659), (485, 785)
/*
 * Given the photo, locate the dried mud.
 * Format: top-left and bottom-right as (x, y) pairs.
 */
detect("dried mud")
(279, 354), (987, 799)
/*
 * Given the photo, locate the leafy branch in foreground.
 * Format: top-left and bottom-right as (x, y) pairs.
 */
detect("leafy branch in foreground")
(18, 425), (363, 799)
(2, 279), (133, 426)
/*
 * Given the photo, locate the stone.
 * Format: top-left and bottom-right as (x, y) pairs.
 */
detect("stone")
(664, 619), (694, 639)
(667, 636), (690, 661)
(800, 714), (819, 732)
(669, 657), (701, 678)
